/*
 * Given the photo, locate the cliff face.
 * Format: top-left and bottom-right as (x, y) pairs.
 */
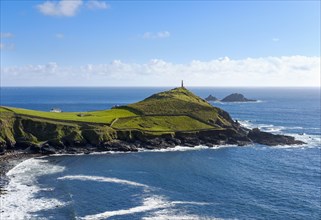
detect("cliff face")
(0, 87), (304, 155)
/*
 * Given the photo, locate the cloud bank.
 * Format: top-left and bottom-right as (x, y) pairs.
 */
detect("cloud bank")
(0, 32), (14, 38)
(86, 0), (110, 10)
(36, 0), (109, 17)
(0, 32), (15, 50)
(1, 56), (320, 87)
(55, 33), (64, 39)
(142, 31), (171, 39)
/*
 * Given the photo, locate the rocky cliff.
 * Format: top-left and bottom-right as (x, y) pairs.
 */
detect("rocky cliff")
(0, 87), (304, 155)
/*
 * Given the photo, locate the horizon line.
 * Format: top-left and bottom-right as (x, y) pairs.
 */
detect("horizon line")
(1, 85), (320, 88)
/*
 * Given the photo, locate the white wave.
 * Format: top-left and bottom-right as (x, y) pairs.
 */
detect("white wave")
(260, 125), (285, 133)
(0, 158), (66, 220)
(215, 100), (263, 105)
(49, 145), (235, 158)
(138, 145), (238, 153)
(138, 145), (210, 152)
(238, 120), (255, 129)
(239, 120), (320, 148)
(239, 120), (285, 133)
(58, 175), (149, 188)
(278, 133), (321, 149)
(172, 201), (212, 205)
(239, 120), (315, 134)
(61, 174), (215, 220)
(143, 212), (221, 220)
(80, 195), (214, 220)
(80, 195), (169, 220)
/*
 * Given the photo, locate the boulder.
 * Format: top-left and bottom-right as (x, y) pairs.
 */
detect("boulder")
(247, 128), (305, 146)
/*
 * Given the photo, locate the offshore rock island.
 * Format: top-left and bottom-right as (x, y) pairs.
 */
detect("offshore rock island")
(221, 93), (257, 102)
(205, 93), (257, 102)
(0, 87), (304, 155)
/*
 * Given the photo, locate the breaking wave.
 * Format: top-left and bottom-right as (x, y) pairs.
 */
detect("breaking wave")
(0, 158), (65, 220)
(239, 120), (320, 148)
(57, 174), (215, 220)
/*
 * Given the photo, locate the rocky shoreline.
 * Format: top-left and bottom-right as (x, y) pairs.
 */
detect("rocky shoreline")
(0, 152), (41, 195)
(0, 127), (305, 195)
(0, 87), (306, 192)
(0, 127), (305, 156)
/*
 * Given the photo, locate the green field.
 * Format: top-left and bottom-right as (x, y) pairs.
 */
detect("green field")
(0, 87), (233, 142)
(0, 87), (236, 148)
(0, 106), (137, 124)
(112, 115), (214, 131)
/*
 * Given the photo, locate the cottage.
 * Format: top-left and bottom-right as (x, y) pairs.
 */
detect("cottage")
(50, 108), (62, 113)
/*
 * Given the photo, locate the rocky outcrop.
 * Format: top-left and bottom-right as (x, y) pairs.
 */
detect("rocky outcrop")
(0, 124), (306, 156)
(0, 87), (305, 156)
(205, 95), (219, 101)
(221, 93), (256, 102)
(247, 128), (305, 146)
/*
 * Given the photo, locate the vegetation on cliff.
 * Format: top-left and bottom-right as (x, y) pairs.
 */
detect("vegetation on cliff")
(0, 87), (304, 154)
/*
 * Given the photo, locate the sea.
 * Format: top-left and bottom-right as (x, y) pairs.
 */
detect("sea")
(0, 87), (320, 220)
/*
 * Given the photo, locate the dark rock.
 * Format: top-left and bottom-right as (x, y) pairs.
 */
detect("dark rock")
(0, 148), (5, 155)
(205, 95), (219, 101)
(105, 140), (137, 152)
(47, 139), (65, 149)
(28, 145), (40, 153)
(14, 141), (36, 150)
(221, 93), (256, 102)
(40, 144), (57, 155)
(247, 128), (305, 146)
(171, 138), (181, 145)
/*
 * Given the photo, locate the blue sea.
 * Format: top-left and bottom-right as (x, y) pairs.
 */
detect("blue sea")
(1, 87), (320, 220)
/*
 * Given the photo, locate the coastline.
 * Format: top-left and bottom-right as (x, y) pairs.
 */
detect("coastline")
(0, 127), (307, 194)
(0, 152), (41, 196)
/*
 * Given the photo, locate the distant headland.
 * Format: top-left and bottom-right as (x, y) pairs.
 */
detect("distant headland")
(0, 87), (304, 156)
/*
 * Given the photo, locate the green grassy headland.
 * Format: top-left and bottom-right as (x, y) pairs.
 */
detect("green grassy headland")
(0, 87), (234, 148)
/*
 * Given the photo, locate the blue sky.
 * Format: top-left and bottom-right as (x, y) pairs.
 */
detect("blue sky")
(0, 0), (320, 86)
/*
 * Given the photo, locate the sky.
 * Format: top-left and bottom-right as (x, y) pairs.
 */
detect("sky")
(0, 0), (320, 87)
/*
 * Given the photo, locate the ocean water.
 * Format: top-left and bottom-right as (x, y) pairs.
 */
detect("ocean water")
(0, 87), (320, 220)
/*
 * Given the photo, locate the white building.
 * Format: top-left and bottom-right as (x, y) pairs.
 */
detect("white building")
(50, 108), (62, 113)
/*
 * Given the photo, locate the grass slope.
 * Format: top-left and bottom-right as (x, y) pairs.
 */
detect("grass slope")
(0, 87), (235, 148)
(112, 116), (215, 132)
(126, 87), (233, 127)
(0, 106), (136, 124)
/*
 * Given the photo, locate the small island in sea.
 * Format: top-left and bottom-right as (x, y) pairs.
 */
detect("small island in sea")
(205, 93), (257, 102)
(221, 93), (257, 102)
(205, 94), (219, 101)
(0, 86), (304, 156)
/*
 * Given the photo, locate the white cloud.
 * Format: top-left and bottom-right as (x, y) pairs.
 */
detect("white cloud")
(272, 37), (280, 42)
(36, 0), (83, 17)
(0, 32), (14, 38)
(1, 56), (320, 87)
(0, 43), (15, 50)
(36, 0), (110, 17)
(142, 31), (171, 39)
(55, 33), (64, 39)
(86, 0), (110, 10)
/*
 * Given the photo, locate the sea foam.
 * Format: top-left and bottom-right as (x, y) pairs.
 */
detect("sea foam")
(239, 120), (320, 148)
(0, 158), (65, 220)
(57, 174), (214, 220)
(58, 175), (149, 188)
